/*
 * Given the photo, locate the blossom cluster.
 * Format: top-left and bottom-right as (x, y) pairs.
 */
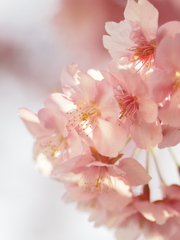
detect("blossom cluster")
(19, 0), (180, 239)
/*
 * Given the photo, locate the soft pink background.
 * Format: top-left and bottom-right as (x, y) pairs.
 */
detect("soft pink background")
(0, 1), (114, 239)
(1, 1), (180, 240)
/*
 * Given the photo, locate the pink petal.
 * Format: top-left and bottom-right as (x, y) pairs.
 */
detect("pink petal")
(134, 201), (178, 225)
(61, 64), (97, 103)
(96, 79), (120, 122)
(115, 205), (138, 226)
(18, 108), (51, 138)
(157, 21), (180, 44)
(115, 216), (141, 240)
(66, 128), (84, 159)
(86, 161), (126, 177)
(138, 98), (158, 123)
(52, 154), (94, 176)
(44, 93), (75, 113)
(110, 69), (145, 97)
(155, 35), (180, 72)
(149, 70), (173, 103)
(38, 108), (68, 137)
(93, 118), (127, 157)
(64, 183), (98, 202)
(117, 158), (152, 186)
(103, 20), (133, 59)
(98, 182), (132, 211)
(159, 90), (180, 128)
(158, 125), (180, 148)
(124, 0), (158, 41)
(130, 120), (162, 150)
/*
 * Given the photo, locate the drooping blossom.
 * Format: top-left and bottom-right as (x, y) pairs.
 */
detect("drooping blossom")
(103, 0), (180, 72)
(46, 63), (127, 157)
(114, 184), (180, 240)
(52, 146), (151, 188)
(103, 68), (162, 149)
(115, 201), (180, 240)
(150, 35), (180, 130)
(18, 107), (84, 174)
(63, 178), (133, 228)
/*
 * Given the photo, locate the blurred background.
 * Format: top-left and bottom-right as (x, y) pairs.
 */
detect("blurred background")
(0, 0), (123, 239)
(1, 0), (180, 240)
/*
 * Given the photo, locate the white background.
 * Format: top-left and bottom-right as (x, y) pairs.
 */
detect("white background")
(0, 1), (114, 240)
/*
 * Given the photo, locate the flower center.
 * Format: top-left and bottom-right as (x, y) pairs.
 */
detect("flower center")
(66, 102), (100, 134)
(118, 94), (139, 120)
(82, 167), (114, 193)
(173, 72), (180, 90)
(128, 39), (156, 70)
(37, 134), (64, 164)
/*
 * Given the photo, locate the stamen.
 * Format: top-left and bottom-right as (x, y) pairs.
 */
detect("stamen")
(118, 94), (139, 120)
(66, 102), (100, 134)
(81, 147), (121, 192)
(38, 134), (65, 163)
(128, 39), (156, 71)
(82, 172), (114, 193)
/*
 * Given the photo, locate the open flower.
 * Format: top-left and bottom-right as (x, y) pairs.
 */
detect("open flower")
(115, 187), (180, 240)
(150, 34), (180, 130)
(46, 63), (127, 157)
(106, 68), (162, 149)
(52, 146), (151, 189)
(18, 107), (84, 174)
(103, 0), (180, 72)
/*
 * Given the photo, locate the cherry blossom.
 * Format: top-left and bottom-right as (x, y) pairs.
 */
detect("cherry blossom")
(51, 63), (128, 157)
(148, 35), (180, 148)
(105, 68), (162, 149)
(103, 0), (180, 72)
(52, 146), (151, 188)
(18, 107), (83, 172)
(19, 1), (180, 239)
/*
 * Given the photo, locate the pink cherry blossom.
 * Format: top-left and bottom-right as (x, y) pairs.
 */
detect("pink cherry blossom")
(63, 178), (132, 228)
(106, 68), (162, 149)
(48, 63), (127, 157)
(52, 146), (151, 188)
(115, 190), (180, 240)
(150, 34), (180, 129)
(18, 0), (180, 238)
(103, 0), (158, 70)
(134, 200), (179, 225)
(103, 0), (180, 72)
(19, 107), (84, 171)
